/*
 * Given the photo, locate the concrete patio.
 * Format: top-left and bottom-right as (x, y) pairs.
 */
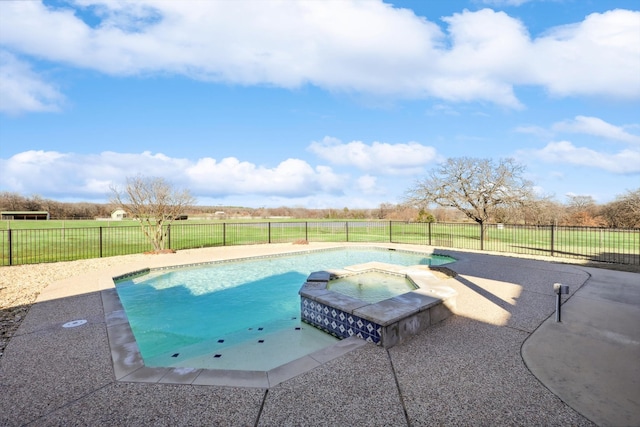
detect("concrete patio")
(1, 243), (638, 426)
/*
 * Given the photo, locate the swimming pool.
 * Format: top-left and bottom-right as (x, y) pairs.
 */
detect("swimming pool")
(115, 247), (454, 371)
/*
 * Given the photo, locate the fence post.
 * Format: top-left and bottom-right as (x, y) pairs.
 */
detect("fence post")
(550, 224), (555, 257)
(305, 222), (308, 241)
(480, 223), (485, 251)
(223, 223), (226, 246)
(8, 229), (13, 266)
(428, 222), (432, 246)
(167, 224), (171, 249)
(389, 221), (392, 243)
(345, 222), (349, 242)
(99, 226), (103, 258)
(268, 222), (272, 244)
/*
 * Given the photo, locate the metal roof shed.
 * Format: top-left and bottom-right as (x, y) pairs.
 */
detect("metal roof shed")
(1, 211), (50, 220)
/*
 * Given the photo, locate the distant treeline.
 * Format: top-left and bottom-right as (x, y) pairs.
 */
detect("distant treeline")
(1, 190), (639, 228)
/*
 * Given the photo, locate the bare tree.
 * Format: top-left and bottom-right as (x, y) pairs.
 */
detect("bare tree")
(563, 194), (605, 226)
(566, 194), (597, 211)
(110, 176), (196, 252)
(621, 188), (640, 217)
(0, 192), (27, 211)
(521, 196), (564, 225)
(405, 157), (534, 233)
(601, 188), (640, 228)
(377, 203), (396, 219)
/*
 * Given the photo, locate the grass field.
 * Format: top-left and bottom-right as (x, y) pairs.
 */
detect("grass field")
(0, 219), (638, 266)
(0, 218), (276, 230)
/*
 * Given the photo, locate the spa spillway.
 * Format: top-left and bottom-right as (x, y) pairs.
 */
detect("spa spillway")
(299, 261), (457, 348)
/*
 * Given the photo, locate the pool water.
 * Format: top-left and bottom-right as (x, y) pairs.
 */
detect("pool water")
(327, 272), (416, 304)
(115, 248), (454, 371)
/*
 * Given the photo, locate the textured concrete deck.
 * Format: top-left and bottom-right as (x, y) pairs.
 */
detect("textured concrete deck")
(1, 243), (638, 426)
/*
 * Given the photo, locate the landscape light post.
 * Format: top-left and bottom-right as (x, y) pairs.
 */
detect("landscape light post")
(554, 283), (570, 322)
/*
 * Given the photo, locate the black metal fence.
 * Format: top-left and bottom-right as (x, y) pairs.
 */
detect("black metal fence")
(1, 221), (638, 266)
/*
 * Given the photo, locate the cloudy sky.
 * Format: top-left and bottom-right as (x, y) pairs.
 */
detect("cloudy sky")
(1, 0), (639, 208)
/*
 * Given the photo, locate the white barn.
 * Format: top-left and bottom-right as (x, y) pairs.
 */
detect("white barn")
(111, 209), (127, 220)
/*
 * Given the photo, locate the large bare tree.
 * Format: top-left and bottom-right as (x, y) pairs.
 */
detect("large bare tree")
(405, 157), (534, 231)
(110, 176), (196, 252)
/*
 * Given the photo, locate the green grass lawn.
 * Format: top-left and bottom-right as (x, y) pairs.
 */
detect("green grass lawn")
(0, 219), (637, 266)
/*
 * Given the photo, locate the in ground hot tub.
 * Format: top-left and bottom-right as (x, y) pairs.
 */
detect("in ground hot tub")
(299, 262), (457, 348)
(327, 271), (416, 304)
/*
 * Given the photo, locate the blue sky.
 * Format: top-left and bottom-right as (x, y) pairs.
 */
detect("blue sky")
(1, 0), (639, 209)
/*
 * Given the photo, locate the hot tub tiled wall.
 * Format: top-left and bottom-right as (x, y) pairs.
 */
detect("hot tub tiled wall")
(301, 297), (384, 344)
(299, 264), (457, 349)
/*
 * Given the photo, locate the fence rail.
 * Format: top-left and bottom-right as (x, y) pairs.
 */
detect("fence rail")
(1, 221), (638, 266)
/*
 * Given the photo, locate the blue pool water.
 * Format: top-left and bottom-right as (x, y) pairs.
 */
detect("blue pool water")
(115, 248), (454, 370)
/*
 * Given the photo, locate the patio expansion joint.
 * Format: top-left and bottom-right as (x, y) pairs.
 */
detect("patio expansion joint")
(503, 324), (534, 335)
(384, 347), (411, 427)
(254, 389), (269, 427)
(23, 380), (116, 426)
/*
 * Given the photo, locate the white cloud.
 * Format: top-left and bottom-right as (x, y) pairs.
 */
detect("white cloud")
(515, 125), (552, 138)
(0, 51), (65, 114)
(529, 10), (640, 99)
(437, 8), (531, 108)
(0, 150), (346, 200)
(525, 141), (640, 173)
(426, 104), (461, 116)
(552, 116), (640, 145)
(355, 175), (382, 195)
(308, 137), (438, 174)
(481, 0), (532, 6)
(0, 150), (191, 197)
(1, 2), (638, 112)
(0, 1), (443, 88)
(186, 157), (345, 197)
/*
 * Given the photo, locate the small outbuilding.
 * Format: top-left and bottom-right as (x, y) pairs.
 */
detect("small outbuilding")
(1, 211), (50, 220)
(111, 209), (127, 220)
